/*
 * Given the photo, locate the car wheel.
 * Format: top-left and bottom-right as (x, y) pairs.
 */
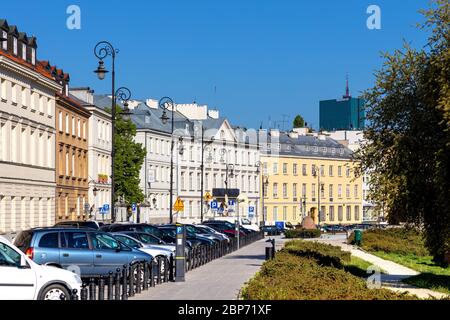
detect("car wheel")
(39, 284), (70, 300)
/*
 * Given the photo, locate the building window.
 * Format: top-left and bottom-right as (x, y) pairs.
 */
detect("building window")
(282, 183), (288, 198)
(283, 207), (287, 221)
(11, 84), (17, 104)
(338, 206), (343, 221)
(282, 163), (287, 175)
(338, 166), (342, 177)
(292, 206), (297, 221)
(346, 184), (350, 198)
(72, 117), (75, 136)
(273, 162), (278, 174)
(65, 151), (69, 176)
(22, 43), (26, 60)
(181, 172), (186, 190)
(21, 87), (27, 107)
(302, 183), (307, 198)
(65, 114), (69, 134)
(329, 165), (334, 177)
(354, 185), (359, 198)
(72, 153), (75, 176)
(346, 167), (351, 177)
(189, 173), (193, 190)
(197, 173), (201, 191)
(293, 163), (297, 175)
(293, 183), (297, 198)
(329, 206), (335, 221)
(1, 31), (7, 50)
(320, 165), (325, 176)
(338, 184), (342, 198)
(354, 205), (360, 221)
(273, 207), (278, 221)
(58, 112), (63, 131)
(83, 121), (86, 139)
(0, 79), (6, 100)
(346, 206), (352, 221)
(31, 48), (36, 65)
(311, 183), (316, 200)
(77, 119), (81, 138)
(273, 183), (278, 198)
(329, 184), (333, 199)
(13, 37), (18, 55)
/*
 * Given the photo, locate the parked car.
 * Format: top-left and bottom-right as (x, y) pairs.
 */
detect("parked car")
(202, 221), (246, 238)
(111, 234), (173, 258)
(194, 224), (230, 242)
(158, 225), (215, 246)
(111, 231), (176, 252)
(261, 225), (281, 236)
(0, 236), (82, 300)
(156, 227), (200, 248)
(13, 228), (152, 278)
(54, 220), (102, 230)
(183, 224), (226, 243)
(100, 223), (166, 240)
(212, 217), (260, 232)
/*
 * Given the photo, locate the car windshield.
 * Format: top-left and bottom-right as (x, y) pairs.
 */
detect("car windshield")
(114, 235), (141, 249)
(141, 226), (164, 239)
(138, 233), (163, 245)
(0, 243), (21, 267)
(241, 218), (251, 225)
(160, 228), (176, 238)
(91, 233), (121, 250)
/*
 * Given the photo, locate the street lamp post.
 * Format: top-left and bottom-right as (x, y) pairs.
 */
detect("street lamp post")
(199, 126), (214, 223)
(159, 97), (185, 224)
(312, 165), (325, 226)
(220, 148), (234, 215)
(93, 41), (132, 223)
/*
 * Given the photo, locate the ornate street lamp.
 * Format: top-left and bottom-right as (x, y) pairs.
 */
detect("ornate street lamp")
(93, 41), (132, 223)
(159, 97), (186, 224)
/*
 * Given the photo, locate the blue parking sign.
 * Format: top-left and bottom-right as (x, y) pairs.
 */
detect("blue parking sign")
(249, 206), (255, 213)
(103, 204), (110, 212)
(211, 201), (218, 209)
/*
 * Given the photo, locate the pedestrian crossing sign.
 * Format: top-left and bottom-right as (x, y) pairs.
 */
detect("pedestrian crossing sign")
(173, 197), (184, 212)
(204, 192), (212, 201)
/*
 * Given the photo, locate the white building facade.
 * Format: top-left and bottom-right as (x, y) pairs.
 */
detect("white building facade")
(70, 88), (112, 222)
(0, 20), (61, 234)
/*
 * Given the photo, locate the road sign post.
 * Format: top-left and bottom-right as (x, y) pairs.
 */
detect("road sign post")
(175, 224), (186, 282)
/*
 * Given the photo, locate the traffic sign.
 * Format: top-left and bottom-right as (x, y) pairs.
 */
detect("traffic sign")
(103, 204), (110, 212)
(211, 201), (218, 209)
(84, 203), (90, 213)
(249, 206), (255, 213)
(131, 203), (137, 213)
(204, 192), (212, 201)
(228, 199), (236, 206)
(173, 197), (184, 212)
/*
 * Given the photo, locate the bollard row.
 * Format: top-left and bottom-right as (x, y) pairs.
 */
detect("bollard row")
(73, 231), (265, 300)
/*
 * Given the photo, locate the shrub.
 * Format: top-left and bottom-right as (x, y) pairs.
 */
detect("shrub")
(242, 251), (415, 300)
(284, 240), (351, 268)
(285, 229), (321, 239)
(348, 228), (429, 256)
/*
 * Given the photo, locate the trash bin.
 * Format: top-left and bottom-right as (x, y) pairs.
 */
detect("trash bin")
(354, 229), (362, 246)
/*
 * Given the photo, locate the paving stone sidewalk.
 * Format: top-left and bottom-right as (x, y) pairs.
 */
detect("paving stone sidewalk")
(130, 236), (286, 300)
(311, 236), (449, 299)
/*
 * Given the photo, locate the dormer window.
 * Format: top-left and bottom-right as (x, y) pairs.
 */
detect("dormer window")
(1, 31), (6, 50)
(22, 43), (26, 60)
(31, 48), (36, 65)
(13, 37), (17, 55)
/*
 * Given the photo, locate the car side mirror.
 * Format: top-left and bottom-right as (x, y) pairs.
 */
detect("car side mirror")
(19, 255), (29, 269)
(159, 240), (163, 244)
(115, 247), (121, 253)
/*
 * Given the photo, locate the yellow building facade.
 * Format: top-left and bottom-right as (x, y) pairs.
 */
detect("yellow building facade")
(260, 130), (363, 226)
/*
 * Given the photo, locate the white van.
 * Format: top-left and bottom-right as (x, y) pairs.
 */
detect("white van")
(213, 217), (260, 232)
(0, 236), (82, 300)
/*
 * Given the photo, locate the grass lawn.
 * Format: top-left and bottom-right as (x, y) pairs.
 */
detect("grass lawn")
(344, 256), (387, 278)
(371, 251), (450, 295)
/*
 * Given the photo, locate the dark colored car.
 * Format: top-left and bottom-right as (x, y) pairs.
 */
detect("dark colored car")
(13, 228), (152, 278)
(158, 225), (215, 246)
(201, 221), (246, 238)
(261, 225), (281, 236)
(54, 220), (101, 230)
(100, 223), (166, 239)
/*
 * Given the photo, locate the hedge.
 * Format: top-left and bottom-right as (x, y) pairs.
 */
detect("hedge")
(284, 240), (351, 268)
(285, 229), (321, 239)
(347, 228), (429, 256)
(242, 251), (416, 300)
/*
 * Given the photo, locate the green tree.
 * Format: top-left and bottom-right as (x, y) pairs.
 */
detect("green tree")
(293, 115), (305, 128)
(112, 105), (146, 207)
(355, 0), (450, 265)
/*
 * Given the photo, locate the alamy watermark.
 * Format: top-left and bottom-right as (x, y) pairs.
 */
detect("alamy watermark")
(66, 5), (81, 30)
(367, 5), (382, 30)
(366, 265), (382, 289)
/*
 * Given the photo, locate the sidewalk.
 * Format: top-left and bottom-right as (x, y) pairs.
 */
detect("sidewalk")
(131, 236), (285, 300)
(311, 236), (449, 299)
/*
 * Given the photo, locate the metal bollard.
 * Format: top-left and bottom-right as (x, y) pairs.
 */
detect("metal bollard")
(114, 268), (121, 300)
(265, 247), (273, 260)
(150, 260), (156, 287)
(98, 278), (105, 300)
(129, 263), (135, 297)
(143, 262), (149, 290)
(80, 284), (88, 300)
(163, 257), (169, 282)
(89, 278), (96, 301)
(122, 264), (128, 300)
(136, 262), (142, 294)
(169, 254), (174, 281)
(156, 257), (162, 284)
(107, 271), (114, 300)
(71, 289), (79, 300)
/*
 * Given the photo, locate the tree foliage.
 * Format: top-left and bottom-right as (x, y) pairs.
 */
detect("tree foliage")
(113, 106), (146, 206)
(355, 0), (450, 265)
(293, 114), (305, 128)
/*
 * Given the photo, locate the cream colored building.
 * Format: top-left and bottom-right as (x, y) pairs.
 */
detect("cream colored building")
(260, 128), (363, 226)
(0, 20), (61, 233)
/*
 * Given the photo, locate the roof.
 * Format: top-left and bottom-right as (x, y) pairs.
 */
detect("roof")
(263, 131), (354, 160)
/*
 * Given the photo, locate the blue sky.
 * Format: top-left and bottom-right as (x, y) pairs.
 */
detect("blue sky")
(2, 0), (430, 130)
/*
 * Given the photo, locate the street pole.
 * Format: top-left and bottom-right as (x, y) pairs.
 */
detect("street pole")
(200, 127), (204, 222)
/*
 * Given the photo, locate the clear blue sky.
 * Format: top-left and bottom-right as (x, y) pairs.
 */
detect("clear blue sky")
(2, 0), (430, 130)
